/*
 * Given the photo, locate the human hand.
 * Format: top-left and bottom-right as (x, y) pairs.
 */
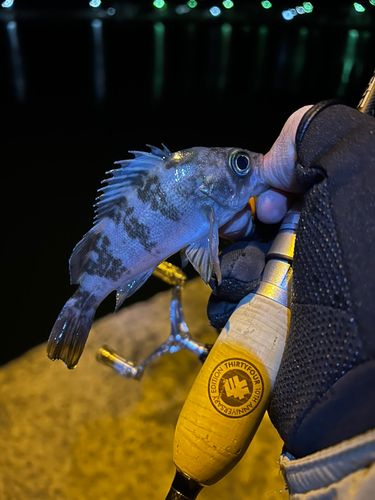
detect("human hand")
(213, 105), (313, 326)
(212, 105), (312, 328)
(220, 105), (312, 241)
(212, 102), (375, 460)
(256, 105), (312, 223)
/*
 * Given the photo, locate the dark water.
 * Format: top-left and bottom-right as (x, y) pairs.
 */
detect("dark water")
(1, 2), (374, 364)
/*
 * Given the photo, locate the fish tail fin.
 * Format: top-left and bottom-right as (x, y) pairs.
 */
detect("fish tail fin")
(47, 290), (96, 369)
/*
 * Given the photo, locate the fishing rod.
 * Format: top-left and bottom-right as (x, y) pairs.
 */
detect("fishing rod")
(164, 70), (375, 500)
(165, 203), (300, 499)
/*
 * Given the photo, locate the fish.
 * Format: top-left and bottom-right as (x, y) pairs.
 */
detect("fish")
(47, 145), (267, 369)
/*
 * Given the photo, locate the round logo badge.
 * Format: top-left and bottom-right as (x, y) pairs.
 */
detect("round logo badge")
(208, 358), (264, 418)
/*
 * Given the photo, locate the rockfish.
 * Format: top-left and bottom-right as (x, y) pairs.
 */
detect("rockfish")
(47, 145), (267, 368)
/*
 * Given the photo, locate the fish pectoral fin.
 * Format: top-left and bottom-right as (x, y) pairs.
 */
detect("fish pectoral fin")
(185, 206), (221, 285)
(180, 249), (189, 269)
(115, 268), (154, 311)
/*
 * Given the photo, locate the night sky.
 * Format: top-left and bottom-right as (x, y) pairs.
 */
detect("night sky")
(1, 0), (374, 365)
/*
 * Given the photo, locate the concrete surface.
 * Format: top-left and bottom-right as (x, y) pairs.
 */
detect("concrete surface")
(0, 278), (286, 500)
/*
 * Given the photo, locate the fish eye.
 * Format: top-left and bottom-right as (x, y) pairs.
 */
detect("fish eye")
(230, 151), (252, 177)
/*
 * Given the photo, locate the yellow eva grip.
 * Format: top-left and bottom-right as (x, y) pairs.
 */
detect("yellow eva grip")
(172, 205), (301, 488)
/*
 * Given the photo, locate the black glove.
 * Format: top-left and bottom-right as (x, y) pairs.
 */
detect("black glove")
(208, 102), (375, 458)
(207, 237), (272, 330)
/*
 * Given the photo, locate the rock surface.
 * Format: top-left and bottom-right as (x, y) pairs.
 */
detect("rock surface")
(0, 278), (285, 500)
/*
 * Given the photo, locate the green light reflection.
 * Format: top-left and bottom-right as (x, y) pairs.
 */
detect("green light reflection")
(291, 27), (308, 91)
(353, 2), (365, 12)
(303, 2), (313, 13)
(338, 29), (359, 97)
(222, 0), (234, 8)
(218, 23), (232, 93)
(153, 0), (165, 8)
(153, 22), (165, 101)
(253, 25), (268, 90)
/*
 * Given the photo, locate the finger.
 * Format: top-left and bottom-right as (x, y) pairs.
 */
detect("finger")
(263, 105), (313, 192)
(256, 188), (291, 224)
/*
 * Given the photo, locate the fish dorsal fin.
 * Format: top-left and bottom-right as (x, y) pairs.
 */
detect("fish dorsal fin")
(94, 144), (171, 223)
(145, 143), (171, 158)
(185, 206), (222, 285)
(115, 268), (155, 311)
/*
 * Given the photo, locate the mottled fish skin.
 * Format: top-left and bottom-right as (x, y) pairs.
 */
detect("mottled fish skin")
(47, 145), (267, 369)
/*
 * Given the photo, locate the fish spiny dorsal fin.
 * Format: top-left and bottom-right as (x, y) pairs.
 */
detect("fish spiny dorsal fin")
(145, 143), (171, 158)
(93, 145), (170, 224)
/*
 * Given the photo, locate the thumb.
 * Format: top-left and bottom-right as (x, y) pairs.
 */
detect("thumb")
(263, 105), (313, 192)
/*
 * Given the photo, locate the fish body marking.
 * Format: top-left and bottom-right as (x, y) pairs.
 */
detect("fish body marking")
(47, 145), (267, 368)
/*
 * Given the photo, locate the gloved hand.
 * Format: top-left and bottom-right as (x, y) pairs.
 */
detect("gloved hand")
(207, 237), (272, 330)
(208, 102), (375, 458)
(208, 106), (310, 328)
